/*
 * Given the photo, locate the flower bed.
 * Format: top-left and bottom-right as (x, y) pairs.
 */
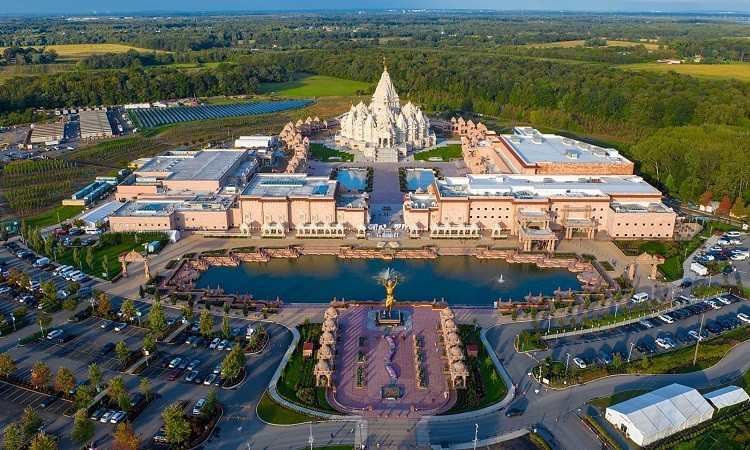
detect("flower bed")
(131, 354), (159, 375)
(355, 366), (365, 388)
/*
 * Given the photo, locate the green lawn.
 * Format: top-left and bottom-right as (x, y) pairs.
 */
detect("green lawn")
(259, 73), (370, 98)
(589, 389), (652, 408)
(53, 242), (142, 280)
(25, 205), (85, 229)
(413, 144), (462, 161)
(618, 61), (750, 83)
(256, 391), (318, 425)
(309, 143), (354, 162)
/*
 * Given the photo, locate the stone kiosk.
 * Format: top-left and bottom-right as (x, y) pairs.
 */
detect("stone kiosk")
(314, 307), (339, 387)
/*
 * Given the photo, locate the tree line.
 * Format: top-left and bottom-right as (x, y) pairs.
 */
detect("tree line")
(1, 46), (58, 65)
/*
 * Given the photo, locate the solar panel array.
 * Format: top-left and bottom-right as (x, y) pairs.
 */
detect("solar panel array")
(132, 100), (312, 127)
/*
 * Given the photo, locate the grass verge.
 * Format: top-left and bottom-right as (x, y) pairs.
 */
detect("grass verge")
(413, 144), (462, 161)
(257, 391), (318, 425)
(25, 205), (85, 229)
(309, 143), (354, 162)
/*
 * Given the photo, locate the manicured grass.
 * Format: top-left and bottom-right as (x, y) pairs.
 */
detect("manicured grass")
(256, 391), (318, 425)
(525, 39), (660, 50)
(413, 144), (462, 161)
(589, 389), (652, 408)
(259, 72), (370, 97)
(54, 242), (142, 280)
(25, 205), (85, 229)
(0, 44), (163, 60)
(618, 61), (750, 83)
(309, 143), (354, 162)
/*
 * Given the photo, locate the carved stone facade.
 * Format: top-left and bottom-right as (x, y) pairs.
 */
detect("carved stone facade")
(335, 63), (436, 161)
(314, 307), (340, 388)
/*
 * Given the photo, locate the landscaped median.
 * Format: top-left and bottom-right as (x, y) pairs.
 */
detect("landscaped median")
(534, 326), (750, 388)
(256, 391), (319, 425)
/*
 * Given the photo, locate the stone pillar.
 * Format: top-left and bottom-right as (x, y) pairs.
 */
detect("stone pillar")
(121, 260), (128, 278)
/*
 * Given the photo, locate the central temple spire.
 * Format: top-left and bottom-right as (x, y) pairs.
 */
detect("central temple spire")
(383, 56), (387, 71)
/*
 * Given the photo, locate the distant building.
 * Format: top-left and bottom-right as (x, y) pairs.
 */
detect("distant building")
(79, 109), (113, 140)
(605, 384), (714, 446)
(29, 122), (65, 144)
(702, 385), (750, 410)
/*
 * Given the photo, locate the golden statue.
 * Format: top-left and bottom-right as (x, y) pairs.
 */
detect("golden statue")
(384, 277), (397, 311)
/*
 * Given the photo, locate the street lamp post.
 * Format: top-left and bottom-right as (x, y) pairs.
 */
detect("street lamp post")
(565, 352), (570, 374)
(11, 314), (16, 331)
(628, 342), (635, 363)
(473, 423), (479, 450)
(694, 313), (706, 366)
(308, 422), (314, 450)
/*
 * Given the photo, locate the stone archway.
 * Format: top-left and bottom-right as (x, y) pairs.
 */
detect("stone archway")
(118, 250), (150, 280)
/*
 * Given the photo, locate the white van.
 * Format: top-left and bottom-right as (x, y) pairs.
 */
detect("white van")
(58, 266), (77, 277)
(53, 265), (72, 276)
(726, 231), (741, 238)
(33, 257), (51, 268)
(65, 270), (82, 281)
(631, 292), (649, 303)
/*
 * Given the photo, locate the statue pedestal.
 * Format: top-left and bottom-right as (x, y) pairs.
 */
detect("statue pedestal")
(376, 309), (403, 326)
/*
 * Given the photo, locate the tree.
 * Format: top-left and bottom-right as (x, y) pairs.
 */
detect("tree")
(108, 375), (127, 401)
(731, 198), (747, 219)
(37, 314), (52, 334)
(221, 313), (231, 339)
(12, 306), (27, 322)
(154, 288), (161, 302)
(182, 303), (194, 324)
(221, 343), (245, 381)
(510, 307), (517, 321)
(68, 280), (81, 294)
(102, 255), (110, 278)
(74, 384), (93, 410)
(62, 297), (78, 312)
(699, 189), (713, 207)
(56, 242), (65, 259)
(489, 371), (499, 385)
(54, 366), (76, 394)
(19, 271), (30, 290)
(199, 309), (214, 337)
(116, 341), (131, 364)
(612, 353), (623, 369)
(201, 390), (218, 418)
(40, 280), (56, 306)
(143, 332), (157, 354)
(85, 246), (94, 269)
(0, 352), (16, 376)
(717, 194), (733, 215)
(97, 293), (113, 317)
(71, 409), (94, 444)
(88, 363), (103, 391)
(149, 301), (167, 335)
(21, 407), (43, 441)
(138, 285), (145, 299)
(0, 226), (8, 243)
(112, 421), (141, 450)
(664, 173), (677, 194)
(121, 298), (137, 322)
(139, 377), (151, 398)
(30, 361), (51, 390)
(3, 422), (23, 450)
(163, 402), (191, 444)
(29, 433), (57, 450)
(72, 247), (80, 271)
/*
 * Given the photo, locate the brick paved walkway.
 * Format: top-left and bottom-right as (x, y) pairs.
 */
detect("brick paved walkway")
(332, 305), (456, 418)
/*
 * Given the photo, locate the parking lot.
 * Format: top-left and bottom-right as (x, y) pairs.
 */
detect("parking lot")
(548, 294), (750, 366)
(0, 380), (72, 415)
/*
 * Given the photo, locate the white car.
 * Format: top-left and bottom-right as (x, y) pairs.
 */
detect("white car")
(168, 358), (182, 369)
(114, 323), (127, 332)
(209, 338), (221, 349)
(192, 398), (206, 415)
(706, 300), (722, 310)
(187, 359), (201, 371)
(572, 357), (587, 369)
(730, 254), (747, 261)
(213, 363), (222, 374)
(0, 286), (11, 294)
(726, 231), (741, 238)
(716, 297), (731, 305)
(46, 329), (64, 340)
(688, 330), (705, 341)
(100, 410), (116, 423)
(655, 338), (674, 349)
(110, 411), (126, 424)
(185, 371), (199, 382)
(217, 339), (228, 350)
(204, 374), (217, 385)
(738, 313), (750, 324)
(657, 314), (674, 324)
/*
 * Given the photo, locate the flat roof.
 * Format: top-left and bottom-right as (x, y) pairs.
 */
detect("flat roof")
(79, 200), (125, 224)
(500, 127), (632, 166)
(112, 196), (233, 217)
(437, 174), (664, 199)
(136, 149), (247, 181)
(242, 174), (336, 198)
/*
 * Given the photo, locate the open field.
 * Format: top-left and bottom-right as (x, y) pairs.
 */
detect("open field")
(413, 144), (463, 161)
(618, 61), (750, 83)
(526, 39), (660, 50)
(25, 205), (85, 229)
(260, 72), (370, 97)
(0, 43), (161, 60)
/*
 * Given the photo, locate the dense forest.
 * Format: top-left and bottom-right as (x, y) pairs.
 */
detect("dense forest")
(1, 46), (58, 65)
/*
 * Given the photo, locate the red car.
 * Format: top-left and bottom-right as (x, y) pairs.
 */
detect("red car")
(168, 369), (182, 381)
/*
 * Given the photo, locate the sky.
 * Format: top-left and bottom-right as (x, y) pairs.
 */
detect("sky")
(4, 0), (750, 14)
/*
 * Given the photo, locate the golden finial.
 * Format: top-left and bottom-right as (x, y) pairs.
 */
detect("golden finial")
(383, 56), (387, 71)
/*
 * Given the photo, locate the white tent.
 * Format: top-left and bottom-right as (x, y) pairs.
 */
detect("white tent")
(703, 385), (750, 409)
(605, 384), (714, 446)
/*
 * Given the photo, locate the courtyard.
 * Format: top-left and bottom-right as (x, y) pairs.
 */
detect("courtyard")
(331, 305), (456, 418)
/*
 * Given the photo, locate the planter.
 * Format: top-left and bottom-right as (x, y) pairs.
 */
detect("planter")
(221, 367), (246, 389)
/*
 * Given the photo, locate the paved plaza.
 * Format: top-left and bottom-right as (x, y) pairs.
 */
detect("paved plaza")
(332, 305), (455, 418)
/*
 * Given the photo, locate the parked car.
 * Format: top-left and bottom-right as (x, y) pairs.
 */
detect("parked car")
(46, 329), (64, 340)
(39, 396), (58, 408)
(185, 335), (196, 346)
(100, 410), (116, 423)
(187, 359), (201, 371)
(738, 313), (750, 324)
(204, 373), (217, 385)
(655, 338), (674, 350)
(130, 393), (144, 406)
(192, 338), (204, 348)
(178, 358), (190, 370)
(192, 398), (206, 415)
(505, 408), (523, 417)
(99, 342), (116, 356)
(110, 411), (126, 423)
(114, 322), (127, 332)
(213, 363), (222, 374)
(572, 357), (587, 369)
(597, 350), (613, 365)
(90, 407), (108, 421)
(185, 371), (199, 382)
(168, 369), (181, 381)
(57, 333), (75, 344)
(209, 338), (221, 349)
(101, 320), (114, 330)
(217, 339), (228, 350)
(168, 358), (181, 369)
